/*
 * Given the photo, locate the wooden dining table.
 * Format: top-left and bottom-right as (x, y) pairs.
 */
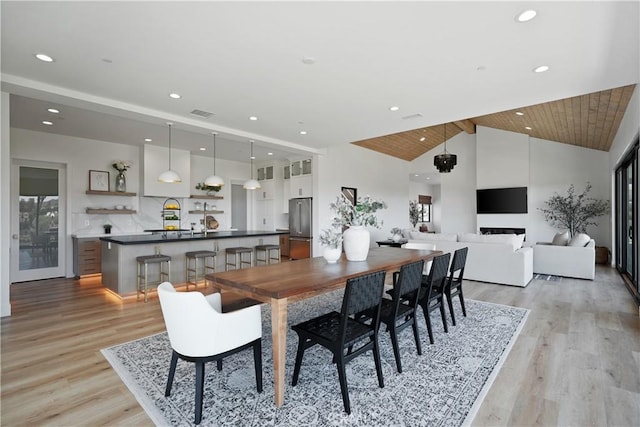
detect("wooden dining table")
(205, 246), (441, 407)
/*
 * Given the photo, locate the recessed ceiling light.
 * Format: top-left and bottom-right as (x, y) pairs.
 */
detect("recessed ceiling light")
(47, 108), (60, 114)
(414, 174), (419, 177)
(42, 120), (53, 125)
(249, 116), (258, 121)
(515, 111), (524, 116)
(299, 130), (307, 135)
(426, 177), (431, 180)
(199, 147), (206, 151)
(419, 137), (426, 142)
(389, 106), (399, 111)
(144, 138), (152, 142)
(35, 53), (54, 62)
(525, 126), (532, 130)
(169, 93), (181, 99)
(267, 152), (273, 156)
(533, 65), (549, 73)
(516, 10), (537, 22)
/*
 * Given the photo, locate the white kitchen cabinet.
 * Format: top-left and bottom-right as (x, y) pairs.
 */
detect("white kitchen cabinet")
(255, 199), (275, 229)
(290, 175), (312, 198)
(143, 145), (191, 197)
(258, 180), (275, 200)
(257, 165), (274, 181)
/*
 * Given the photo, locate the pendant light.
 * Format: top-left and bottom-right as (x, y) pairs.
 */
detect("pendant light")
(158, 122), (182, 183)
(204, 132), (224, 187)
(434, 123), (457, 173)
(243, 140), (261, 190)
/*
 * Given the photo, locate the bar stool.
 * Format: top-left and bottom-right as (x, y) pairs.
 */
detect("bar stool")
(225, 247), (253, 271)
(136, 254), (171, 302)
(255, 244), (281, 265)
(185, 250), (217, 290)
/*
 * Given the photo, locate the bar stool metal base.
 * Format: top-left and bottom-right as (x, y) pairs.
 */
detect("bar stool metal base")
(185, 250), (217, 290)
(225, 247), (253, 271)
(255, 244), (281, 265)
(136, 254), (171, 302)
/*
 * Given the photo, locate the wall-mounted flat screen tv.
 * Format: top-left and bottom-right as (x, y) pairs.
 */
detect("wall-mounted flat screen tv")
(476, 187), (528, 214)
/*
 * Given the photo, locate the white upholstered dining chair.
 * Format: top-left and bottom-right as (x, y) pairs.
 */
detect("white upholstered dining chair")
(157, 282), (263, 425)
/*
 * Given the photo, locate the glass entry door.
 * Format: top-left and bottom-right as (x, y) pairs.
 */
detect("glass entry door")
(11, 161), (66, 282)
(616, 141), (638, 295)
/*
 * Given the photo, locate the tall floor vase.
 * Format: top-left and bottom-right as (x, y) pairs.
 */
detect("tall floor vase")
(342, 225), (370, 261)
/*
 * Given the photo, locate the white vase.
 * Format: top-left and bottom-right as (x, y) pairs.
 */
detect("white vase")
(323, 246), (342, 263)
(343, 225), (370, 261)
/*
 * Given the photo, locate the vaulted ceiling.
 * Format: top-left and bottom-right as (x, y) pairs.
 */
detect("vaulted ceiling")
(353, 84), (636, 161)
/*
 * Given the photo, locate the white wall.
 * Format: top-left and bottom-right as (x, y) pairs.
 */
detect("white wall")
(1, 92), (11, 316)
(315, 143), (411, 255)
(411, 131), (477, 234)
(410, 125), (612, 246)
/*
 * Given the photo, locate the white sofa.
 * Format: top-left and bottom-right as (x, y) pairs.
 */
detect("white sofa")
(533, 240), (595, 280)
(407, 232), (533, 287)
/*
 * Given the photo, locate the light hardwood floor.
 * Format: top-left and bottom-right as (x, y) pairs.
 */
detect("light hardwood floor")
(2, 267), (639, 426)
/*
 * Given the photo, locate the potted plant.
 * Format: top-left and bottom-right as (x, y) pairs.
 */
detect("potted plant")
(318, 226), (343, 263)
(390, 227), (403, 242)
(539, 182), (609, 237)
(329, 193), (387, 261)
(103, 223), (112, 234)
(112, 160), (132, 192)
(409, 200), (420, 229)
(195, 183), (222, 196)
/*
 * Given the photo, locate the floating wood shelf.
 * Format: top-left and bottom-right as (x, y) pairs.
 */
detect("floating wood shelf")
(190, 194), (223, 199)
(86, 208), (136, 214)
(86, 190), (137, 196)
(188, 210), (224, 214)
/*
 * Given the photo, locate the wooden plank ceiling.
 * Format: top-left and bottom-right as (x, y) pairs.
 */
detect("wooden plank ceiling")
(352, 84), (636, 161)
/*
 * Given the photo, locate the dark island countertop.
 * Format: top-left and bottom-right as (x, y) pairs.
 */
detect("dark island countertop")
(100, 230), (289, 245)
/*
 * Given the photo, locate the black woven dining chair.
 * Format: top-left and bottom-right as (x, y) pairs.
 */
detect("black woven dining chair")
(417, 252), (451, 344)
(359, 259), (424, 373)
(445, 247), (468, 326)
(291, 270), (386, 414)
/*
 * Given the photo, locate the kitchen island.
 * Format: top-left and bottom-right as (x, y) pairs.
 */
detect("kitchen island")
(101, 230), (287, 298)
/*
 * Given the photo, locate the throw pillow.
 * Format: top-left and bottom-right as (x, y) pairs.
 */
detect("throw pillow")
(551, 231), (570, 246)
(514, 233), (526, 249)
(568, 233), (591, 247)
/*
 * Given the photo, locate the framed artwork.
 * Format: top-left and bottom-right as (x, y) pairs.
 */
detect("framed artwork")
(89, 170), (110, 192)
(341, 186), (357, 206)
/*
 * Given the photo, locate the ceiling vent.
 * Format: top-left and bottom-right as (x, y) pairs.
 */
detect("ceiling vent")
(401, 113), (423, 120)
(190, 109), (214, 118)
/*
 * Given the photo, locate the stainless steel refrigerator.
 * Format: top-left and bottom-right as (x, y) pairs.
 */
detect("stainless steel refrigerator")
(289, 197), (312, 259)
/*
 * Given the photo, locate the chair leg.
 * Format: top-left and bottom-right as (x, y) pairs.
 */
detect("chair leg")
(291, 338), (306, 386)
(447, 289), (457, 326)
(253, 339), (263, 393)
(423, 304), (435, 344)
(459, 289), (467, 317)
(439, 299), (448, 333)
(335, 355), (351, 414)
(165, 351), (178, 396)
(389, 327), (402, 373)
(372, 336), (384, 389)
(217, 359), (223, 371)
(411, 317), (422, 355)
(195, 361), (205, 425)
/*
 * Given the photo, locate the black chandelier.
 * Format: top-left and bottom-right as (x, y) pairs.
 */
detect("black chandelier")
(434, 123), (457, 173)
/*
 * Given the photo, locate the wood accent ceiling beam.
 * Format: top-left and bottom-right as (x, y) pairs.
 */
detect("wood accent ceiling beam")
(453, 119), (476, 134)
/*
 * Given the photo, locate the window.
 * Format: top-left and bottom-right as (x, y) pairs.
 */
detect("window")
(418, 195), (431, 222)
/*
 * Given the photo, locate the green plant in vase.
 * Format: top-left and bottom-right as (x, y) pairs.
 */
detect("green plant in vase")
(195, 182), (222, 196)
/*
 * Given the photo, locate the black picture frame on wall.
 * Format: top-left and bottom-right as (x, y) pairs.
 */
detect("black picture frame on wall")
(341, 186), (357, 206)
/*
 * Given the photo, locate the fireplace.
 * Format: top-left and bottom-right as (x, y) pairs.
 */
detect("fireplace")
(480, 227), (526, 235)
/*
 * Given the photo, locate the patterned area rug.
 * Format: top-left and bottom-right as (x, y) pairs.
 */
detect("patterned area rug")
(102, 292), (528, 426)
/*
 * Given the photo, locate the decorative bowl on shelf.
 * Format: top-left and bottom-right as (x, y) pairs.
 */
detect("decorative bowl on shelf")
(115, 205), (124, 210)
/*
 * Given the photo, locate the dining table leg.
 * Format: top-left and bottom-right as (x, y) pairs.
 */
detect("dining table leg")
(271, 297), (288, 406)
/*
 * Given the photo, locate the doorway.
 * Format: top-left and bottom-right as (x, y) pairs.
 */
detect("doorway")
(231, 183), (247, 230)
(11, 160), (66, 282)
(615, 139), (638, 298)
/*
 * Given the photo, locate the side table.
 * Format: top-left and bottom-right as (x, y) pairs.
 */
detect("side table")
(376, 239), (408, 248)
